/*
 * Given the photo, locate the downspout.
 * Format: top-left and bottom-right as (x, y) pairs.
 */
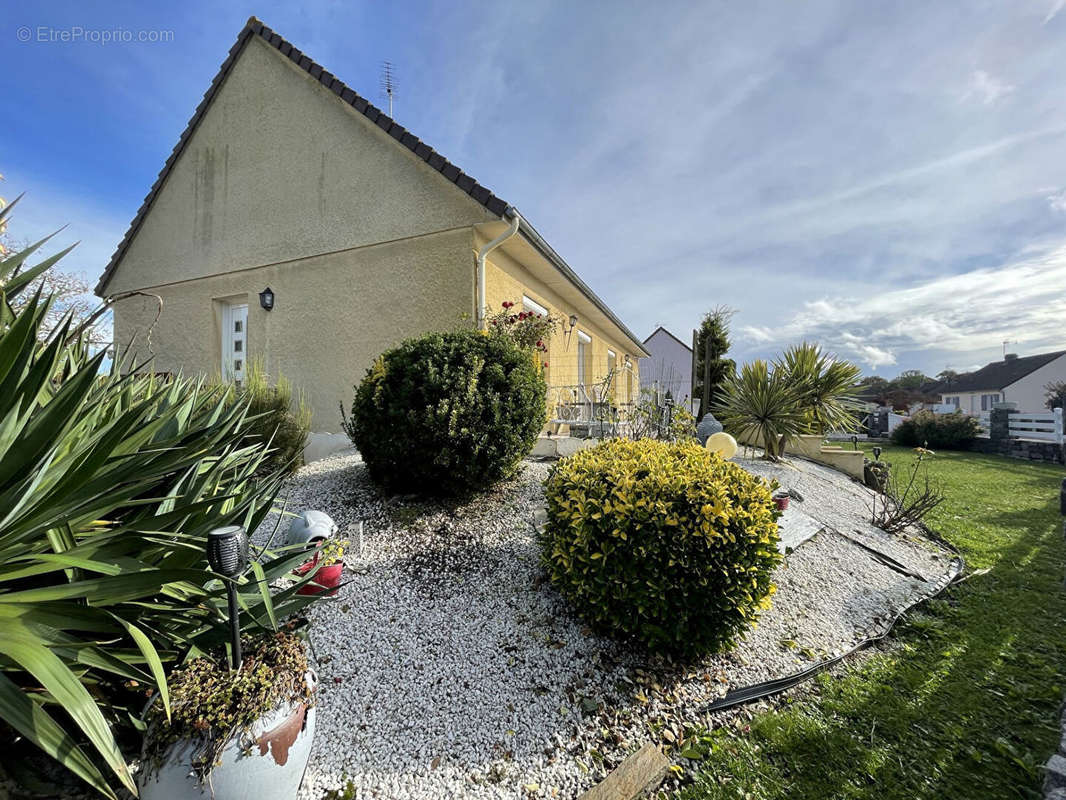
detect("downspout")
(476, 208), (521, 329)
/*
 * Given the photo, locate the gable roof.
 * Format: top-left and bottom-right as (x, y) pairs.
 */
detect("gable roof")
(937, 350), (1066, 394)
(95, 17), (649, 357)
(643, 326), (692, 353)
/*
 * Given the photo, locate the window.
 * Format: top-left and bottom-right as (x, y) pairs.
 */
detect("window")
(981, 393), (1000, 411)
(221, 302), (248, 385)
(607, 349), (617, 397)
(947, 396), (960, 407)
(577, 331), (591, 388)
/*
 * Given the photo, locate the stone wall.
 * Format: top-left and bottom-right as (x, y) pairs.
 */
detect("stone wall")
(966, 404), (1065, 465)
(968, 436), (1065, 465)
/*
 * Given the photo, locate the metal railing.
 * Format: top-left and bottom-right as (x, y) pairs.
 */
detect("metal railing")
(547, 384), (613, 425)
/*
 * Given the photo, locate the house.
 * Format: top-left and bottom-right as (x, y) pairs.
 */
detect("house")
(640, 326), (694, 409)
(97, 18), (647, 448)
(938, 350), (1066, 413)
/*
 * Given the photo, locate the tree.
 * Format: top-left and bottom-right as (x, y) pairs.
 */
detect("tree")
(894, 369), (930, 391)
(936, 369), (960, 386)
(1045, 381), (1066, 410)
(693, 306), (735, 418)
(8, 266), (108, 345)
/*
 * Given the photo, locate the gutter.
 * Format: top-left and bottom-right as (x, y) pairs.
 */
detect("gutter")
(510, 212), (651, 358)
(476, 208), (521, 329)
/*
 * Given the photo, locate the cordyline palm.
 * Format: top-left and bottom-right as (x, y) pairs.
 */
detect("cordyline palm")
(775, 342), (863, 435)
(0, 201), (321, 797)
(715, 360), (805, 460)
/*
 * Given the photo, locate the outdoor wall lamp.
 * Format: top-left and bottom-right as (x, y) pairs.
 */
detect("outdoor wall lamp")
(207, 525), (248, 670)
(259, 286), (275, 311)
(568, 314), (578, 331)
(624, 354), (632, 369)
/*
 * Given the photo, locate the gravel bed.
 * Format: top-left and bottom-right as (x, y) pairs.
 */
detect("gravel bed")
(253, 449), (956, 800)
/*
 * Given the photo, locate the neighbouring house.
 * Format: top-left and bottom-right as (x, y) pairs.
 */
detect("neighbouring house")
(937, 350), (1066, 413)
(640, 326), (695, 410)
(97, 18), (647, 450)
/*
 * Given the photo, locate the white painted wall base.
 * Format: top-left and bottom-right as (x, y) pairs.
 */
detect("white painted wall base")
(530, 435), (601, 459)
(303, 432), (354, 464)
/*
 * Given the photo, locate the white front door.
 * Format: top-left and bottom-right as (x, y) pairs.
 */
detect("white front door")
(221, 303), (248, 385)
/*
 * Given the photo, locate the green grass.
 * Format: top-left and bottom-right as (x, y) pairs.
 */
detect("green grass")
(674, 444), (1066, 800)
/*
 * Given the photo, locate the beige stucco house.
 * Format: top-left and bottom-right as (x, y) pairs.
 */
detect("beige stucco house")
(98, 18), (647, 447)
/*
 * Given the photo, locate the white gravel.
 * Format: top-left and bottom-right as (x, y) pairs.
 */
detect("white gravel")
(254, 449), (957, 800)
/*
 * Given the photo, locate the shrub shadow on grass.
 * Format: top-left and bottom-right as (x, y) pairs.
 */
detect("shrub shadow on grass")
(677, 469), (1066, 800)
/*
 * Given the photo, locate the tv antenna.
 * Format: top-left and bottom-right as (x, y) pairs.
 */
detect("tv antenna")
(380, 61), (396, 117)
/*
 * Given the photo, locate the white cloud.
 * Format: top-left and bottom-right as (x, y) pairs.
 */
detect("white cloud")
(737, 241), (1066, 369)
(961, 70), (1015, 106)
(1044, 0), (1066, 25)
(1048, 189), (1066, 212)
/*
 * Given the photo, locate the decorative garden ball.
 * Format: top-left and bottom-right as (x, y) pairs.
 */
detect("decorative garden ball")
(705, 431), (738, 460)
(696, 413), (724, 446)
(286, 510), (337, 548)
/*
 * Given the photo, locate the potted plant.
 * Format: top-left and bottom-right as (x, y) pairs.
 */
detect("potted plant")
(772, 489), (791, 512)
(137, 627), (317, 800)
(294, 537), (348, 596)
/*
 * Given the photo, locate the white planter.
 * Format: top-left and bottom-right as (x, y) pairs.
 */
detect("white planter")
(138, 672), (317, 800)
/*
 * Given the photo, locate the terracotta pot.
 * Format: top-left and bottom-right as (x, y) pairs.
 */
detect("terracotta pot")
(773, 494), (790, 511)
(294, 557), (344, 597)
(138, 671), (317, 800)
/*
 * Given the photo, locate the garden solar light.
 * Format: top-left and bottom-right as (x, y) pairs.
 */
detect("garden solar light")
(873, 446), (883, 461)
(286, 510), (337, 548)
(207, 525), (248, 670)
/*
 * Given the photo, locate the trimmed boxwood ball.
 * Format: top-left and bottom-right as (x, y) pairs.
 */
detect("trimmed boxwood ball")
(541, 438), (782, 656)
(344, 329), (546, 496)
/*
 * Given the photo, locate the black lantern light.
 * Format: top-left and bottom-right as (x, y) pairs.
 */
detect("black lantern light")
(207, 525), (248, 670)
(872, 446), (883, 462)
(259, 286), (275, 311)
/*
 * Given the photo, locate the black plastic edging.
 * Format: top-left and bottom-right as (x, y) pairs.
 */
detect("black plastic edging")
(700, 554), (965, 714)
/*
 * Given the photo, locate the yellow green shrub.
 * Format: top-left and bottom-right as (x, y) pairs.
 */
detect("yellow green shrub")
(541, 439), (782, 656)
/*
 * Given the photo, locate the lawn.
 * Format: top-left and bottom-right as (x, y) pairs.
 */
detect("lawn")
(673, 444), (1066, 800)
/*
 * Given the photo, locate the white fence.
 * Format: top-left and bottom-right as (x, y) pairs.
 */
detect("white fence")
(977, 410), (991, 435)
(1008, 408), (1064, 444)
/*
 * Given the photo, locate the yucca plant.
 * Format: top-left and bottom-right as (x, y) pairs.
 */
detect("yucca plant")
(715, 359), (805, 459)
(775, 342), (862, 434)
(0, 203), (321, 798)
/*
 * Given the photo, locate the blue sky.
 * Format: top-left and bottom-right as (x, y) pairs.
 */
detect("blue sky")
(4, 0), (1066, 377)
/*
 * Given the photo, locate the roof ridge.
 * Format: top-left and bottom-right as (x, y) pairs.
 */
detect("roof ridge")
(95, 17), (509, 295)
(643, 325), (692, 352)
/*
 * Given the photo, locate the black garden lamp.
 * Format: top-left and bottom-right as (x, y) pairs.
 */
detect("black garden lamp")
(207, 525), (248, 670)
(259, 286), (275, 311)
(872, 446), (883, 462)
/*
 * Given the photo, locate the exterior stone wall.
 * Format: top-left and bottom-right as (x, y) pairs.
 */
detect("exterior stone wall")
(967, 436), (1066, 465)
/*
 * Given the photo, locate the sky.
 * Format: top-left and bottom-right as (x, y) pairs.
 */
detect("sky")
(3, 0), (1066, 378)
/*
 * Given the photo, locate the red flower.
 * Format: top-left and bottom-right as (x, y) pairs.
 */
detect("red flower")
(502, 301), (513, 309)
